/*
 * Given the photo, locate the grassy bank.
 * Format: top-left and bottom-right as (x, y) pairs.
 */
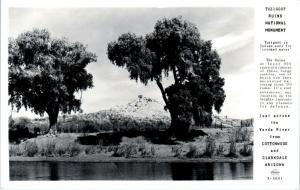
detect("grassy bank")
(9, 155), (252, 163)
(9, 127), (253, 162)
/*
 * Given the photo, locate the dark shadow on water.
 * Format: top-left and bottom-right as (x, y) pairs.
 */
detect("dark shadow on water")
(171, 162), (214, 180)
(49, 162), (59, 180)
(229, 163), (237, 179)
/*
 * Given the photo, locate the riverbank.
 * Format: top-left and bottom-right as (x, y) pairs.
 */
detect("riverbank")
(10, 155), (252, 163)
(9, 127), (253, 162)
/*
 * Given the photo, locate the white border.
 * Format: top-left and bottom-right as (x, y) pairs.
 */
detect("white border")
(1, 0), (299, 190)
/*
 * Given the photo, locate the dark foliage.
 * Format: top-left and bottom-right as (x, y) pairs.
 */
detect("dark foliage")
(9, 29), (97, 133)
(239, 143), (253, 156)
(77, 129), (207, 146)
(9, 117), (36, 143)
(107, 16), (225, 137)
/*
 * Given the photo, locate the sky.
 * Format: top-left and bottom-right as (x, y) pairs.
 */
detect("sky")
(9, 7), (255, 119)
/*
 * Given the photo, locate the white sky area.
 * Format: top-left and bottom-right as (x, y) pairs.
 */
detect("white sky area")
(9, 8), (255, 119)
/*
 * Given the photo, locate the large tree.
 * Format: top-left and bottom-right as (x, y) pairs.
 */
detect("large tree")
(9, 29), (97, 134)
(107, 16), (225, 137)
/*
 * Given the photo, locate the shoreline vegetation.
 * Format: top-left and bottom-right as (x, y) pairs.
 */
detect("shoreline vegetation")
(9, 97), (254, 163)
(10, 156), (252, 163)
(9, 125), (254, 163)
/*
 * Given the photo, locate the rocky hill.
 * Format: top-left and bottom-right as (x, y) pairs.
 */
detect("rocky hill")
(80, 96), (169, 128)
(46, 96), (171, 133)
(109, 96), (169, 119)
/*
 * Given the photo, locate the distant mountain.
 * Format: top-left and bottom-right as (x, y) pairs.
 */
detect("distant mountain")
(53, 96), (171, 132)
(108, 96), (169, 118)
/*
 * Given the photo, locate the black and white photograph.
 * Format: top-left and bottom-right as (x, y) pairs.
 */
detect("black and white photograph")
(8, 7), (255, 181)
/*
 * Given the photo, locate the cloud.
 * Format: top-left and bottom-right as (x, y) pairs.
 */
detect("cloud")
(212, 30), (254, 55)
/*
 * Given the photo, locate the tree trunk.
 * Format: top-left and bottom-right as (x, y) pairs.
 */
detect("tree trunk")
(155, 79), (169, 108)
(47, 107), (59, 136)
(168, 111), (177, 136)
(154, 78), (192, 138)
(168, 109), (192, 139)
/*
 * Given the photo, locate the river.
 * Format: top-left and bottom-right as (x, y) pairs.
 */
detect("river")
(10, 161), (253, 180)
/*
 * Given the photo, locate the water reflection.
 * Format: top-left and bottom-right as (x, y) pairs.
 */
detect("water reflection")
(170, 163), (214, 180)
(10, 161), (252, 181)
(49, 162), (59, 180)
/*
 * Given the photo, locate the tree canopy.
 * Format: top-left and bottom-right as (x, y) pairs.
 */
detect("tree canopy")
(9, 29), (97, 133)
(108, 16), (225, 136)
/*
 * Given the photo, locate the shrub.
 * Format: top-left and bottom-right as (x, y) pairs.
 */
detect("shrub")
(54, 142), (72, 156)
(226, 141), (237, 158)
(82, 121), (97, 134)
(106, 145), (117, 153)
(69, 143), (81, 157)
(231, 128), (251, 142)
(240, 128), (251, 142)
(53, 141), (81, 157)
(24, 141), (38, 157)
(216, 144), (225, 156)
(150, 146), (155, 156)
(239, 143), (253, 156)
(95, 145), (103, 153)
(9, 144), (22, 156)
(121, 136), (147, 144)
(33, 122), (48, 135)
(186, 144), (201, 158)
(40, 139), (56, 157)
(140, 144), (156, 157)
(171, 145), (183, 157)
(84, 146), (97, 155)
(202, 136), (216, 158)
(139, 144), (147, 155)
(9, 117), (32, 143)
(55, 145), (67, 156)
(112, 144), (138, 158)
